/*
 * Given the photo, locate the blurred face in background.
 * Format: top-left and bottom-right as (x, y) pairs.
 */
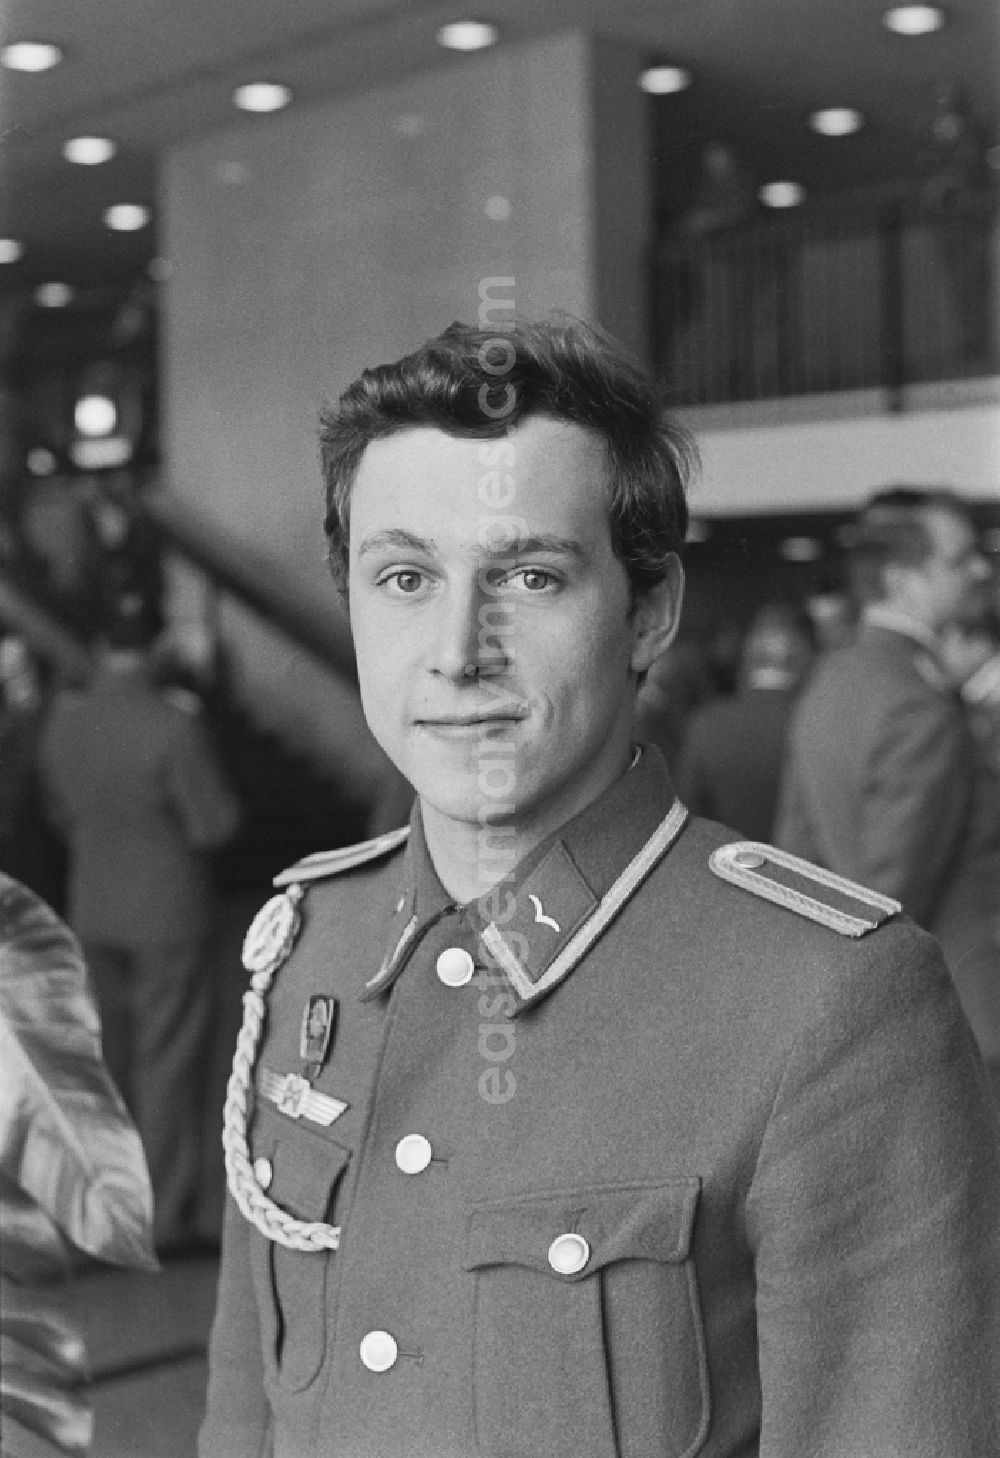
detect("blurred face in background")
(892, 507), (990, 633)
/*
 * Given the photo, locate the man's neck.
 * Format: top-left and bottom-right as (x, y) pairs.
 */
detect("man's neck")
(418, 746), (636, 905)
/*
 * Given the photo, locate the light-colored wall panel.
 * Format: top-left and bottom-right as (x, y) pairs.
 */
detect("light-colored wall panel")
(684, 384), (1000, 515)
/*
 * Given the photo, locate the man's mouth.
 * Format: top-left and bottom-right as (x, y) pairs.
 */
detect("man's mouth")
(417, 711), (524, 727)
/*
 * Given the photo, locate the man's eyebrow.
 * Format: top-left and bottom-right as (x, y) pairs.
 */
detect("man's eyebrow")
(356, 528), (435, 558)
(503, 534), (584, 559)
(356, 529), (584, 559)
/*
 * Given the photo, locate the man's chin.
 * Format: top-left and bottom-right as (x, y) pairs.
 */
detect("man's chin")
(414, 781), (519, 829)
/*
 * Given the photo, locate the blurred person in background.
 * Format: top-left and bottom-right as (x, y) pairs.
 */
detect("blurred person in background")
(676, 600), (816, 841)
(777, 487), (1000, 1085)
(0, 634), (65, 910)
(919, 77), (997, 368)
(633, 632), (718, 770)
(803, 577), (856, 653)
(38, 601), (241, 1251)
(940, 602), (1000, 766)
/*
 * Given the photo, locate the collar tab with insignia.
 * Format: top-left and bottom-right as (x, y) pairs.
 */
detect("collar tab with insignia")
(478, 799), (689, 1016)
(709, 841), (901, 935)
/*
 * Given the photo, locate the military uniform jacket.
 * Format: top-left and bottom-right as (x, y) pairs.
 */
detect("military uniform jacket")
(202, 747), (1000, 1458)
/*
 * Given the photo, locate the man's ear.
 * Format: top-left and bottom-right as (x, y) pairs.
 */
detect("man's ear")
(630, 554), (685, 676)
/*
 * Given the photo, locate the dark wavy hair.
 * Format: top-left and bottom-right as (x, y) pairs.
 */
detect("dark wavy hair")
(318, 315), (696, 597)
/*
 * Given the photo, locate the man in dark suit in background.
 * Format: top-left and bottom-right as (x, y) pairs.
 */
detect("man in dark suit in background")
(40, 604), (241, 1250)
(777, 487), (1000, 1081)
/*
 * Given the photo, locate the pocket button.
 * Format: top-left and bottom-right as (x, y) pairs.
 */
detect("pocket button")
(359, 1329), (398, 1372)
(547, 1232), (590, 1276)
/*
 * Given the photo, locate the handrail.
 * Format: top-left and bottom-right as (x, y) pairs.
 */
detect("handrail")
(650, 192), (999, 406)
(140, 489), (358, 684)
(0, 575), (93, 683)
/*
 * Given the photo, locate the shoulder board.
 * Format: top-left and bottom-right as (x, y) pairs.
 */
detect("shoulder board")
(273, 825), (410, 888)
(163, 687), (202, 714)
(709, 841), (900, 937)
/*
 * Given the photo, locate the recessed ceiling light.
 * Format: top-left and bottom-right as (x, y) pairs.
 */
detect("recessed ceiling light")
(883, 4), (945, 35)
(35, 282), (75, 308)
(0, 239), (24, 264)
(75, 394), (118, 438)
(233, 82), (292, 112)
(809, 107), (865, 137)
(436, 21), (499, 51)
(1, 41), (63, 72)
(63, 135), (117, 165)
(639, 66), (692, 95)
(104, 204), (151, 232)
(760, 180), (805, 208)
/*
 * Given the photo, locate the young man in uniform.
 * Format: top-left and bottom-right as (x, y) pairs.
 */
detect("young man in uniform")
(202, 319), (1000, 1458)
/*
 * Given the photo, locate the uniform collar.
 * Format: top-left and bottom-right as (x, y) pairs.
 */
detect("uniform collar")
(363, 746), (688, 1014)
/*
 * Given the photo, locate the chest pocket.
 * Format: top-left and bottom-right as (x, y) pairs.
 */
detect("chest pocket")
(247, 1104), (351, 1393)
(463, 1178), (709, 1458)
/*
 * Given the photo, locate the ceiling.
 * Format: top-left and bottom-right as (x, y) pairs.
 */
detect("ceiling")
(1, 0), (998, 304)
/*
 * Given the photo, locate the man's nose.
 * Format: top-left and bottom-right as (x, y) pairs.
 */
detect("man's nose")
(429, 583), (483, 682)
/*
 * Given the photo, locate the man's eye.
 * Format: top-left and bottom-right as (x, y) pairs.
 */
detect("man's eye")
(383, 570), (424, 594)
(507, 568), (556, 592)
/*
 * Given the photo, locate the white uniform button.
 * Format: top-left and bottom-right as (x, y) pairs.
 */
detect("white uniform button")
(395, 1134), (433, 1174)
(252, 1156), (273, 1190)
(436, 946), (475, 987)
(547, 1232), (590, 1276)
(359, 1329), (398, 1372)
(733, 849), (767, 870)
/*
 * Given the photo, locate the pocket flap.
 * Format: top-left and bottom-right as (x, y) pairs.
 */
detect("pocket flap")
(463, 1178), (701, 1280)
(250, 1103), (351, 1222)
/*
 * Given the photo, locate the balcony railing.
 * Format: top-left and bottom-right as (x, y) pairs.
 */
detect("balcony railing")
(650, 194), (999, 407)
